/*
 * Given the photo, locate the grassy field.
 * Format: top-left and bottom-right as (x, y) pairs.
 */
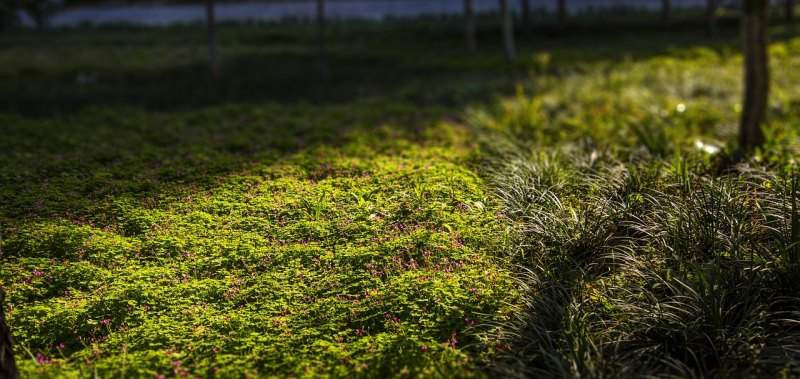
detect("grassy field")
(1, 10), (799, 378)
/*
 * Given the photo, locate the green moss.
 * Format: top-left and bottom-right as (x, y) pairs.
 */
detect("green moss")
(1, 94), (517, 377)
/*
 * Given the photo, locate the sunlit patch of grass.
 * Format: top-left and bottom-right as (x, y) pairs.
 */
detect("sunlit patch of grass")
(476, 38), (800, 159)
(0, 101), (518, 377)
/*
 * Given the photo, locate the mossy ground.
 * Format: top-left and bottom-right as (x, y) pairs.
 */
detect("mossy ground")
(0, 18), (531, 376)
(1, 9), (799, 379)
(1, 98), (523, 377)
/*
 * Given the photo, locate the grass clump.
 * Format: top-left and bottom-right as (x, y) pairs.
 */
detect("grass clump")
(484, 152), (800, 378)
(477, 35), (800, 378)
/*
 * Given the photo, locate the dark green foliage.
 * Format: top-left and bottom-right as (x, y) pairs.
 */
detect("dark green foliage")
(1, 288), (20, 379)
(478, 36), (800, 377)
(485, 153), (800, 377)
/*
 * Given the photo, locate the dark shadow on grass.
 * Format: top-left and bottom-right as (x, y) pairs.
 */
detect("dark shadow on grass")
(1, 15), (796, 117)
(0, 52), (417, 115)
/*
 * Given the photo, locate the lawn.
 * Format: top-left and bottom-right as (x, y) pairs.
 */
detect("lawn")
(1, 10), (800, 378)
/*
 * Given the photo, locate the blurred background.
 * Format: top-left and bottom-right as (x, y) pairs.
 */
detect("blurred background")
(13, 0), (714, 27)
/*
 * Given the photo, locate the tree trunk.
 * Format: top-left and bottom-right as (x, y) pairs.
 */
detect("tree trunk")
(0, 289), (20, 379)
(788, 0), (795, 23)
(499, 0), (516, 62)
(557, 0), (566, 33)
(521, 0), (530, 31)
(205, 0), (220, 76)
(464, 0), (476, 53)
(740, 0), (769, 152)
(34, 15), (46, 30)
(316, 0), (329, 80)
(25, 5), (49, 30)
(662, 0), (671, 28)
(706, 0), (717, 38)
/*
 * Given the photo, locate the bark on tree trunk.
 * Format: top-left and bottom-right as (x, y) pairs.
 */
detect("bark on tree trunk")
(521, 0), (530, 31)
(316, 0), (329, 80)
(740, 0), (769, 152)
(206, 0), (220, 76)
(464, 0), (476, 53)
(557, 0), (566, 33)
(499, 0), (516, 62)
(706, 0), (717, 38)
(662, 0), (671, 28)
(0, 289), (19, 379)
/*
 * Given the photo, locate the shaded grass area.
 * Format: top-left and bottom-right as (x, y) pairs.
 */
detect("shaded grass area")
(476, 32), (800, 378)
(0, 10), (799, 378)
(1, 11), (792, 114)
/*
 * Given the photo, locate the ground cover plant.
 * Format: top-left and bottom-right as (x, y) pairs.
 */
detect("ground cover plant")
(476, 28), (800, 378)
(0, 18), (532, 377)
(0, 8), (799, 378)
(1, 104), (520, 377)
